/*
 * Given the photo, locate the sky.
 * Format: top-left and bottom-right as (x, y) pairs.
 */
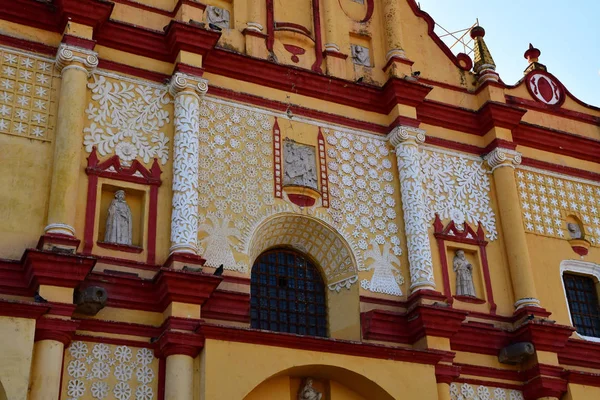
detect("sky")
(416, 0), (600, 106)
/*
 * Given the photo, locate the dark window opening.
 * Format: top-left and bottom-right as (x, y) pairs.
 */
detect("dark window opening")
(250, 249), (327, 337)
(564, 273), (600, 338)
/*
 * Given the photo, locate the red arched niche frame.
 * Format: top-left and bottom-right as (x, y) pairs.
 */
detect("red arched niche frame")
(84, 148), (162, 265)
(433, 214), (497, 314)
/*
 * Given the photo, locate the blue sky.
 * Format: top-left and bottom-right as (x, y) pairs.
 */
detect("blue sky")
(416, 0), (600, 106)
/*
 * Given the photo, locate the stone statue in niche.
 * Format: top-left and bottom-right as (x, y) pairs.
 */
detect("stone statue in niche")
(104, 190), (133, 246)
(351, 44), (370, 66)
(206, 6), (230, 29)
(453, 250), (476, 297)
(567, 222), (583, 239)
(283, 139), (318, 190)
(298, 378), (322, 400)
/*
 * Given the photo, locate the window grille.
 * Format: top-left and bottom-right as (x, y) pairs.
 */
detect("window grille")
(564, 273), (600, 338)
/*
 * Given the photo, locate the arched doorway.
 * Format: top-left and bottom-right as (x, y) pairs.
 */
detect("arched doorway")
(251, 248), (328, 337)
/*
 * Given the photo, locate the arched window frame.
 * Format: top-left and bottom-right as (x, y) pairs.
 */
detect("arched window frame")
(560, 259), (600, 342)
(250, 247), (329, 338)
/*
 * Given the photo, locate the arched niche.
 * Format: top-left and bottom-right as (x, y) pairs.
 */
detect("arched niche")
(244, 364), (395, 400)
(247, 213), (361, 340)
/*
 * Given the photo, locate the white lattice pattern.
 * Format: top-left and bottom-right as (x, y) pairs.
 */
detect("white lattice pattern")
(0, 47), (56, 140)
(450, 383), (523, 400)
(63, 341), (157, 400)
(83, 73), (171, 165)
(516, 168), (600, 245)
(197, 99), (274, 271)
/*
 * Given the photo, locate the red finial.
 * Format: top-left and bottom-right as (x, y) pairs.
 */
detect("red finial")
(524, 43), (541, 63)
(470, 26), (486, 39)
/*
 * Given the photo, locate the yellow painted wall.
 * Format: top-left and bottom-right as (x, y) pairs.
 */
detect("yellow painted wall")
(564, 383), (600, 400)
(0, 316), (35, 400)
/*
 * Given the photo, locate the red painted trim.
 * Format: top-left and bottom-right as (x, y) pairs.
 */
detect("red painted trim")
(243, 28), (268, 39)
(98, 59), (169, 83)
(23, 249), (96, 289)
(506, 95), (600, 125)
(35, 317), (80, 345)
(96, 241), (143, 253)
(48, 302), (77, 317)
(513, 321), (575, 353)
(453, 295), (486, 305)
(221, 275), (251, 286)
(272, 118), (283, 199)
(73, 333), (154, 348)
(110, 0), (206, 17)
(202, 289), (250, 323)
(559, 339), (600, 370)
(161, 316), (202, 332)
(198, 323), (451, 365)
(95, 255), (160, 271)
(359, 295), (405, 309)
(387, 115), (422, 130)
(424, 136), (482, 155)
(157, 331), (204, 358)
(155, 267), (223, 310)
(147, 185), (158, 265)
(455, 378), (522, 391)
(0, 299), (49, 319)
(266, 0), (274, 52)
(479, 241), (496, 314)
(0, 34), (57, 56)
(323, 50), (348, 60)
(77, 318), (161, 338)
(310, 0), (323, 73)
(274, 22), (313, 38)
(37, 233), (81, 250)
(513, 122), (600, 163)
(435, 363), (461, 384)
(158, 356), (166, 399)
(62, 34), (96, 50)
(520, 158), (600, 184)
(83, 166), (99, 255)
(317, 129), (329, 208)
(455, 362), (520, 382)
(382, 55), (415, 73)
(566, 370), (600, 387)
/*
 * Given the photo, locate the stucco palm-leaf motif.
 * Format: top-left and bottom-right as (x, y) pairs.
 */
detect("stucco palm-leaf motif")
(199, 214), (241, 268)
(361, 241), (404, 296)
(83, 74), (171, 165)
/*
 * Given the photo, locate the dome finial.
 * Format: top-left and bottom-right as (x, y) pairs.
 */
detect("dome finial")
(470, 25), (499, 84)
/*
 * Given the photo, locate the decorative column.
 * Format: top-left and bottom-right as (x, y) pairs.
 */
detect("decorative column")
(245, 0), (268, 59)
(322, 0), (348, 78)
(389, 126), (436, 292)
(382, 0), (405, 58)
(29, 318), (79, 400)
(158, 332), (203, 400)
(168, 73), (208, 255)
(485, 148), (540, 309)
(45, 44), (98, 237)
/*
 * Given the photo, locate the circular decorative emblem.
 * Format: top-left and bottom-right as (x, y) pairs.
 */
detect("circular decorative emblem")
(338, 0), (373, 23)
(526, 72), (563, 106)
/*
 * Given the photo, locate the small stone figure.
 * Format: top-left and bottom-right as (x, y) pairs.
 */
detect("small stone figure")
(206, 6), (230, 30)
(453, 250), (476, 297)
(298, 378), (322, 400)
(351, 44), (370, 66)
(283, 139), (318, 190)
(567, 222), (583, 239)
(104, 190), (133, 245)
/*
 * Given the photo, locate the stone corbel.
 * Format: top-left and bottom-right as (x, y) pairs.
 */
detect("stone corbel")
(55, 43), (99, 76)
(484, 147), (522, 172)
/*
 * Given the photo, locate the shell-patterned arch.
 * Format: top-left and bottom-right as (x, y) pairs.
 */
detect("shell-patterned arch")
(247, 212), (359, 290)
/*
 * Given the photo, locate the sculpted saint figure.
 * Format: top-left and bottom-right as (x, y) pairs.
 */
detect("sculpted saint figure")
(283, 140), (318, 190)
(567, 222), (583, 239)
(206, 6), (230, 29)
(351, 44), (370, 66)
(298, 378), (322, 400)
(104, 190), (133, 246)
(453, 250), (476, 297)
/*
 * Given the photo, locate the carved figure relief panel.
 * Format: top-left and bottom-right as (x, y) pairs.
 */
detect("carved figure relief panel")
(62, 341), (158, 400)
(0, 46), (58, 141)
(515, 167), (600, 246)
(206, 6), (231, 29)
(283, 138), (318, 190)
(83, 73), (172, 166)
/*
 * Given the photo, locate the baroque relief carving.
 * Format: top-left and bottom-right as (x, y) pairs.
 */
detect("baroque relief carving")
(516, 167), (600, 246)
(361, 241), (404, 296)
(283, 138), (318, 190)
(64, 341), (157, 400)
(450, 383), (523, 400)
(83, 73), (171, 165)
(0, 46), (57, 140)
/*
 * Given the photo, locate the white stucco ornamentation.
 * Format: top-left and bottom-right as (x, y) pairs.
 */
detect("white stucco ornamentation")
(169, 73), (208, 255)
(389, 126), (435, 291)
(0, 46), (57, 141)
(361, 241), (404, 296)
(421, 147), (497, 240)
(64, 341), (157, 400)
(83, 73), (171, 165)
(450, 383), (523, 400)
(197, 98), (274, 271)
(516, 167), (600, 246)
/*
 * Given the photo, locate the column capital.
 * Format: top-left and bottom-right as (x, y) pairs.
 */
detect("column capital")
(484, 147), (522, 172)
(157, 331), (204, 358)
(55, 43), (98, 75)
(35, 317), (80, 346)
(168, 72), (208, 98)
(388, 125), (426, 148)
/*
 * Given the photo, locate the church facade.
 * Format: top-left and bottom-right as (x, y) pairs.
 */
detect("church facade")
(0, 0), (599, 399)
